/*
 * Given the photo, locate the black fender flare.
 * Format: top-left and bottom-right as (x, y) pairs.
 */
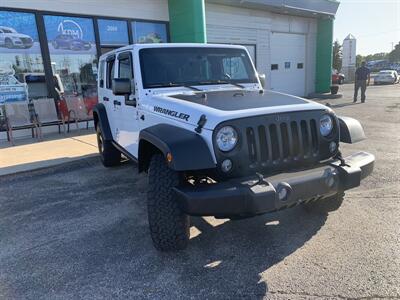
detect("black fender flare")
(139, 124), (216, 172)
(338, 116), (366, 143)
(92, 103), (113, 141)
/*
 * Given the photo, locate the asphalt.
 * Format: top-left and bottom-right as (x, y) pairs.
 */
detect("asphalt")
(0, 83), (399, 299)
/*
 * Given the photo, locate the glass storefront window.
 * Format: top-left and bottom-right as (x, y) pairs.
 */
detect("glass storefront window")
(132, 21), (167, 44)
(98, 19), (129, 46)
(44, 15), (98, 115)
(0, 11), (48, 105)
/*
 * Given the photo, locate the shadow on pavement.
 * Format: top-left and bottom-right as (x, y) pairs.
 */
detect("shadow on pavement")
(0, 161), (328, 299)
(325, 102), (362, 108)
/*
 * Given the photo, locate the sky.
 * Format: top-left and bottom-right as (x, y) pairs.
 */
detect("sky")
(334, 0), (400, 55)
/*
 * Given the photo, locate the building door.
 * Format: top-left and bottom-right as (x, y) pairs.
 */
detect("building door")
(270, 32), (306, 96)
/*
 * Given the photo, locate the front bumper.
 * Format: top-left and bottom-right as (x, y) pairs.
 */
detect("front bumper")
(174, 151), (374, 218)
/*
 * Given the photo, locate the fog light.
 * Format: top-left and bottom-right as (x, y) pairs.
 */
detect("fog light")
(221, 159), (233, 172)
(329, 141), (337, 153)
(278, 187), (288, 201)
(326, 176), (336, 187)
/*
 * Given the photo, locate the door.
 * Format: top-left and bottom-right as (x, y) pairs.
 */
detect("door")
(114, 51), (140, 157)
(270, 32), (306, 96)
(102, 54), (119, 139)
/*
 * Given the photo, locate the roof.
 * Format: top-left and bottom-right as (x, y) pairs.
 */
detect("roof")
(344, 34), (356, 40)
(99, 43), (248, 60)
(206, 0), (340, 18)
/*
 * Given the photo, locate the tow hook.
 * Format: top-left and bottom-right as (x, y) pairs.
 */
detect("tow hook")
(335, 151), (350, 167)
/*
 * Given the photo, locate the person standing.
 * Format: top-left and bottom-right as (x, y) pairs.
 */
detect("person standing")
(354, 61), (371, 103)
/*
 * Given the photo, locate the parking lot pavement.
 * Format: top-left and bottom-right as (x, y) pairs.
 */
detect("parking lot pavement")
(0, 83), (399, 299)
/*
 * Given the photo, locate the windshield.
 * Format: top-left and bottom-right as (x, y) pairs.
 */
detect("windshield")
(139, 47), (257, 89)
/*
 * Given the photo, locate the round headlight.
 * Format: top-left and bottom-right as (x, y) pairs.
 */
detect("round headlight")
(216, 126), (238, 152)
(320, 114), (333, 137)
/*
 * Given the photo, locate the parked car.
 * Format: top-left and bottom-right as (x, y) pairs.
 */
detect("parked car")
(94, 43), (375, 251)
(332, 69), (345, 84)
(0, 26), (33, 49)
(374, 70), (399, 85)
(52, 34), (91, 51)
(17, 73), (64, 99)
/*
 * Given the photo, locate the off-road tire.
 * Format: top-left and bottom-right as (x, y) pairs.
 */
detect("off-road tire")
(303, 192), (345, 213)
(96, 125), (120, 167)
(147, 154), (189, 251)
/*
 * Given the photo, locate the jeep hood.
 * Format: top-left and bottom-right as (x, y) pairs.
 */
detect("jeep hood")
(150, 89), (331, 130)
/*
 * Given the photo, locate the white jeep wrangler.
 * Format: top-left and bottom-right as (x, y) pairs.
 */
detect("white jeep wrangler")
(94, 44), (374, 251)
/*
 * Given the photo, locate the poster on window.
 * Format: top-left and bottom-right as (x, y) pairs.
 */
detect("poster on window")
(0, 63), (28, 103)
(132, 22), (167, 44)
(98, 19), (129, 46)
(0, 11), (40, 54)
(44, 15), (96, 54)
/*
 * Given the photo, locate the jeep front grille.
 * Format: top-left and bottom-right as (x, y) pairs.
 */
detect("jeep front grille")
(213, 110), (338, 178)
(245, 119), (319, 166)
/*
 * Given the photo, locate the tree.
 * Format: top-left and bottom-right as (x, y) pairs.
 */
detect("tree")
(332, 40), (342, 71)
(356, 54), (364, 67)
(388, 41), (400, 62)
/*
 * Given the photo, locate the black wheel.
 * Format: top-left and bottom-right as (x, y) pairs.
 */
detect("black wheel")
(5, 39), (13, 49)
(303, 192), (345, 214)
(147, 154), (189, 251)
(96, 125), (120, 167)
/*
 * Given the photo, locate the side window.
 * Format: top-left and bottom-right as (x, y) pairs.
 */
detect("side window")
(222, 56), (248, 80)
(118, 55), (133, 79)
(106, 58), (115, 89)
(98, 60), (105, 88)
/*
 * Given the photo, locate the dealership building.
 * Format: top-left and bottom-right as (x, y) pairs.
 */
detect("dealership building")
(0, 0), (339, 139)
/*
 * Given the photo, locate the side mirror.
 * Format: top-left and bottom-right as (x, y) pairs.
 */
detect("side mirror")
(258, 73), (266, 89)
(112, 78), (131, 96)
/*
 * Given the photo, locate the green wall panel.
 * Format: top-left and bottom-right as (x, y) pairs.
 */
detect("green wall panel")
(315, 18), (334, 93)
(168, 0), (206, 43)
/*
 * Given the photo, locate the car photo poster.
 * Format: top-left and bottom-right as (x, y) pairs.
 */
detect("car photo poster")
(0, 11), (40, 53)
(44, 15), (96, 54)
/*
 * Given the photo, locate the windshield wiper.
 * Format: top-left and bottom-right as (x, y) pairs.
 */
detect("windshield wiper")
(146, 82), (202, 91)
(198, 80), (246, 89)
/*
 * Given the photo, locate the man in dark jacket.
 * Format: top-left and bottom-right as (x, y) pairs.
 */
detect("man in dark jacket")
(354, 61), (371, 103)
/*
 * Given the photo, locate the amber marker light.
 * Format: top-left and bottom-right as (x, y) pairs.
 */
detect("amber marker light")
(166, 153), (173, 163)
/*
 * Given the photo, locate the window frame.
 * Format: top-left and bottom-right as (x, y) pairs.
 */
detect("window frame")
(98, 60), (105, 88)
(106, 55), (116, 90)
(117, 52), (134, 79)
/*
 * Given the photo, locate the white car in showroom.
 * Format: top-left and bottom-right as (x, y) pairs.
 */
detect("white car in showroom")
(374, 70), (399, 85)
(0, 26), (34, 49)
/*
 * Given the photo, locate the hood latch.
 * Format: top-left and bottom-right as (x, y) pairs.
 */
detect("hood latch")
(195, 114), (207, 134)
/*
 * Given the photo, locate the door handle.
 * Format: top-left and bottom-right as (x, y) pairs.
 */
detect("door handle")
(103, 96), (109, 102)
(113, 100), (121, 106)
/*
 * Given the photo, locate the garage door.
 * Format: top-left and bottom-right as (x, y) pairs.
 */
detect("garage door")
(270, 32), (306, 96)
